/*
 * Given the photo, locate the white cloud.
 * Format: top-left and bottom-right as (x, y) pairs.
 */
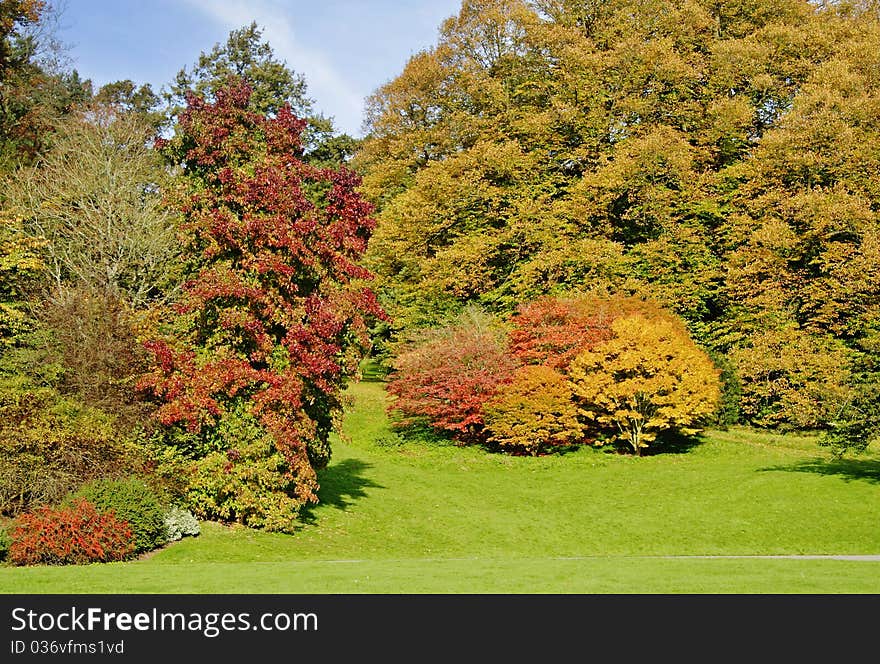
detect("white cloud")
(181, 0), (365, 135)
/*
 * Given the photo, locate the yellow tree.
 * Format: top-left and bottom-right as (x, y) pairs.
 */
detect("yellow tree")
(569, 313), (721, 455)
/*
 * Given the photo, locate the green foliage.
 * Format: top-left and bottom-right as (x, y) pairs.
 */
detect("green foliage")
(166, 21), (312, 119)
(819, 334), (880, 456)
(93, 79), (165, 129)
(482, 364), (581, 455)
(157, 401), (305, 533)
(0, 380), (144, 516)
(820, 384), (880, 458)
(706, 350), (742, 428)
(186, 434), (307, 535)
(71, 477), (168, 553)
(0, 521), (9, 561)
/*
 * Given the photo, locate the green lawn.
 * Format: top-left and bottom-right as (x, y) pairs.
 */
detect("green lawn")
(3, 381), (879, 593)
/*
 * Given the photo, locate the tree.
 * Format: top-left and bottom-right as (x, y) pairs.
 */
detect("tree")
(165, 21), (354, 162)
(93, 79), (164, 129)
(6, 104), (178, 306)
(166, 21), (312, 119)
(357, 0), (828, 344)
(715, 15), (880, 428)
(0, 0), (90, 169)
(482, 364), (581, 455)
(819, 324), (880, 456)
(727, 325), (851, 429)
(140, 82), (384, 528)
(569, 313), (721, 455)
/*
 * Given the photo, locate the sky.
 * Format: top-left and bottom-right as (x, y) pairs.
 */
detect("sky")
(54, 0), (463, 137)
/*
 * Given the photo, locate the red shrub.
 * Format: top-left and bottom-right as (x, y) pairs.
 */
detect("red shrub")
(386, 319), (518, 441)
(8, 498), (135, 566)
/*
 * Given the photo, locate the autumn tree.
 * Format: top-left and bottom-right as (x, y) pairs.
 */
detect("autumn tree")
(356, 0), (835, 347)
(140, 82), (384, 530)
(569, 313), (721, 455)
(0, 0), (89, 169)
(507, 293), (669, 370)
(357, 0), (880, 442)
(0, 212), (43, 347)
(385, 308), (517, 441)
(166, 21), (355, 163)
(715, 11), (880, 429)
(482, 364), (581, 455)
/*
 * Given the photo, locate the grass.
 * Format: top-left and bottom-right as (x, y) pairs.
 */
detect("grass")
(2, 381), (880, 593)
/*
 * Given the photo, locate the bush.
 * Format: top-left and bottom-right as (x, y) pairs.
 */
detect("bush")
(7, 499), (134, 566)
(482, 365), (582, 456)
(507, 295), (615, 371)
(71, 478), (167, 553)
(163, 506), (200, 542)
(386, 311), (518, 441)
(0, 382), (144, 516)
(507, 294), (659, 371)
(187, 434), (308, 534)
(569, 313), (721, 455)
(0, 522), (10, 561)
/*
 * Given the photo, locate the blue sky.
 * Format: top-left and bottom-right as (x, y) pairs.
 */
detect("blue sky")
(55, 1), (463, 136)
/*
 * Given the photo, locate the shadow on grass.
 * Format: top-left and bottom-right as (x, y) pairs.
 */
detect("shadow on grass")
(298, 459), (384, 525)
(642, 430), (706, 456)
(381, 420), (458, 448)
(358, 358), (390, 383)
(757, 457), (880, 485)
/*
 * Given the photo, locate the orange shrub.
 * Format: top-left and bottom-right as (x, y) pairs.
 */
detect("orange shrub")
(508, 294), (663, 371)
(482, 365), (582, 456)
(8, 498), (135, 566)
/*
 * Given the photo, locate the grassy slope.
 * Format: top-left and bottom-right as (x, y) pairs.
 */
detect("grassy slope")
(3, 381), (879, 593)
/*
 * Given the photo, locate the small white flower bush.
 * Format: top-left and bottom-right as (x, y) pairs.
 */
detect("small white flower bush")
(164, 506), (200, 542)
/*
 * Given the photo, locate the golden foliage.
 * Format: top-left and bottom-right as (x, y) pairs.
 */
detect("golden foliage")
(569, 313), (721, 455)
(482, 364), (581, 456)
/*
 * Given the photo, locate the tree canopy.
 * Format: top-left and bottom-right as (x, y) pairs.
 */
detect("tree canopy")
(356, 0), (880, 442)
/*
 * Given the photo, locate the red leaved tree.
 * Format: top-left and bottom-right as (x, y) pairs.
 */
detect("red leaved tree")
(139, 81), (385, 515)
